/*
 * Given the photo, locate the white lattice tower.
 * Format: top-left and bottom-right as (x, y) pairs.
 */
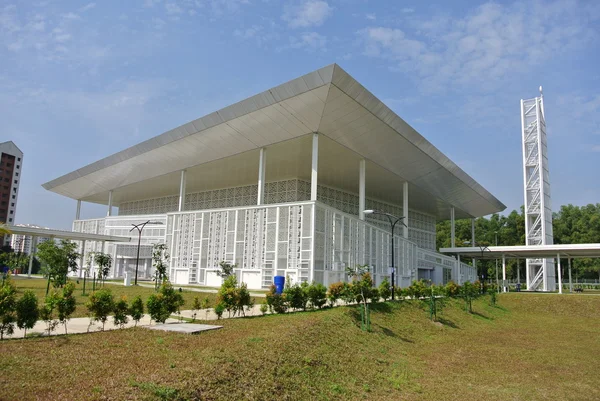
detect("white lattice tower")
(521, 89), (555, 291)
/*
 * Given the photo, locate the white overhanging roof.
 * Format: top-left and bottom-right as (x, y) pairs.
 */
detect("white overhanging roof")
(7, 225), (131, 243)
(440, 244), (600, 259)
(43, 64), (505, 219)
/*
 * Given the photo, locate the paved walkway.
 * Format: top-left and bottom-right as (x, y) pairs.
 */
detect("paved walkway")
(103, 280), (267, 298)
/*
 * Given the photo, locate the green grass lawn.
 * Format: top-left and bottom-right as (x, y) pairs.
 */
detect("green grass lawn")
(1, 293), (599, 400)
(11, 276), (219, 318)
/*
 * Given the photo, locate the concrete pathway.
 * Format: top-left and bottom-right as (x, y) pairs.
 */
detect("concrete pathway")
(103, 280), (267, 298)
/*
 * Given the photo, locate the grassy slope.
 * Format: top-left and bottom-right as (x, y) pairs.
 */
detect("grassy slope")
(11, 277), (218, 318)
(1, 294), (599, 400)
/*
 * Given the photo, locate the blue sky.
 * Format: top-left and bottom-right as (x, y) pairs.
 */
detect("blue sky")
(3, 0), (599, 229)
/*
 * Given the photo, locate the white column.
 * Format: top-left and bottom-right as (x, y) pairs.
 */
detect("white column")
(27, 236), (36, 277)
(557, 254), (562, 294)
(79, 240), (86, 278)
(257, 148), (267, 205)
(178, 170), (187, 212)
(568, 258), (572, 293)
(311, 133), (319, 201)
(403, 181), (409, 238)
(502, 254), (507, 292)
(450, 207), (456, 248)
(75, 200), (81, 220)
(471, 218), (476, 274)
(457, 254), (461, 285)
(358, 159), (365, 220)
(107, 190), (113, 217)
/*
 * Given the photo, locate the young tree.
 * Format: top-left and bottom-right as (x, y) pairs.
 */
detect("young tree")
(283, 283), (308, 311)
(147, 282), (185, 324)
(86, 289), (115, 331)
(57, 282), (77, 334)
(36, 240), (80, 293)
(93, 252), (113, 286)
(40, 292), (59, 336)
(113, 296), (129, 328)
(217, 261), (236, 278)
(217, 275), (239, 317)
(307, 282), (327, 309)
(16, 290), (39, 338)
(201, 296), (210, 320)
(378, 278), (391, 302)
(346, 265), (373, 332)
(266, 284), (287, 314)
(152, 244), (170, 290)
(0, 275), (17, 339)
(460, 281), (479, 313)
(327, 282), (344, 307)
(129, 295), (144, 327)
(191, 296), (202, 322)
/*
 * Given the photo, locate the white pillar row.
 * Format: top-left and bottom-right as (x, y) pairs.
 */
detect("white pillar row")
(178, 169), (187, 212)
(557, 254), (562, 294)
(450, 207), (456, 248)
(311, 133), (319, 201)
(403, 181), (409, 238)
(107, 190), (113, 217)
(75, 200), (81, 220)
(358, 159), (365, 220)
(27, 236), (36, 277)
(502, 254), (507, 292)
(257, 148), (267, 205)
(568, 258), (573, 293)
(79, 240), (86, 278)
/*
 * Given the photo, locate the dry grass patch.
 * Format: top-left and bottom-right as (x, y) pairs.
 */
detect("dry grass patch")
(1, 293), (599, 400)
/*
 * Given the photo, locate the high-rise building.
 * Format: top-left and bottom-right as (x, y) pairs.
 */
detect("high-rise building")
(10, 224), (52, 255)
(0, 141), (23, 246)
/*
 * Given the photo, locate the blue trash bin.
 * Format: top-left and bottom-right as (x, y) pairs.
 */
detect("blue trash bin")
(274, 276), (285, 294)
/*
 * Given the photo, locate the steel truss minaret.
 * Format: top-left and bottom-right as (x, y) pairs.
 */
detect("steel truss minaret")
(521, 88), (555, 291)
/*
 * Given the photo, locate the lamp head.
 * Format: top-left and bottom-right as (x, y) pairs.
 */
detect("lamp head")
(363, 209), (375, 215)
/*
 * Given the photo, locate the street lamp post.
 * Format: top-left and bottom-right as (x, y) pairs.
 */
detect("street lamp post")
(129, 221), (163, 285)
(464, 240), (490, 291)
(494, 231), (499, 293)
(363, 210), (406, 300)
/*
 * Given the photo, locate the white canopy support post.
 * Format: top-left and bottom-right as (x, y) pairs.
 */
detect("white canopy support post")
(311, 133), (319, 201)
(403, 181), (409, 238)
(257, 148), (267, 205)
(502, 254), (507, 292)
(471, 218), (477, 275)
(27, 236), (36, 277)
(178, 170), (187, 212)
(79, 240), (86, 278)
(517, 259), (521, 285)
(557, 254), (562, 294)
(450, 207), (456, 248)
(76, 200), (81, 220)
(107, 191), (113, 217)
(457, 254), (461, 285)
(568, 258), (573, 293)
(358, 159), (365, 220)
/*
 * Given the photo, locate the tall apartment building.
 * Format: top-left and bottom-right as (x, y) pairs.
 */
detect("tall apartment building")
(10, 224), (51, 255)
(0, 141), (23, 246)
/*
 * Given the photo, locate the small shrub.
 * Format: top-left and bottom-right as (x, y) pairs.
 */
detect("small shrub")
(113, 296), (129, 328)
(129, 295), (144, 327)
(16, 290), (39, 338)
(266, 285), (287, 314)
(307, 282), (327, 309)
(378, 278), (391, 301)
(0, 275), (17, 339)
(369, 287), (380, 303)
(487, 285), (498, 306)
(340, 282), (357, 304)
(427, 284), (446, 322)
(259, 302), (268, 315)
(57, 282), (77, 334)
(327, 282), (344, 306)
(201, 297), (210, 320)
(444, 281), (460, 298)
(87, 289), (115, 330)
(214, 303), (225, 319)
(217, 275), (238, 317)
(406, 280), (428, 299)
(236, 282), (252, 317)
(191, 296), (202, 322)
(284, 283), (308, 311)
(460, 281), (480, 313)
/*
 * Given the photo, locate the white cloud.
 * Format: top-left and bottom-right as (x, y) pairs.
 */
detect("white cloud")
(283, 0), (333, 28)
(80, 3), (96, 12)
(289, 31), (327, 51)
(165, 3), (182, 15)
(401, 8), (414, 13)
(358, 1), (600, 93)
(365, 13), (376, 21)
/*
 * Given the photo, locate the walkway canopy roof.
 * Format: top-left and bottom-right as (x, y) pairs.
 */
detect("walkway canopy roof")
(440, 244), (600, 259)
(42, 64), (505, 220)
(7, 225), (131, 243)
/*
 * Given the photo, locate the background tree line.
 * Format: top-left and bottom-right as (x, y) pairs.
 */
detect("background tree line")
(436, 204), (600, 281)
